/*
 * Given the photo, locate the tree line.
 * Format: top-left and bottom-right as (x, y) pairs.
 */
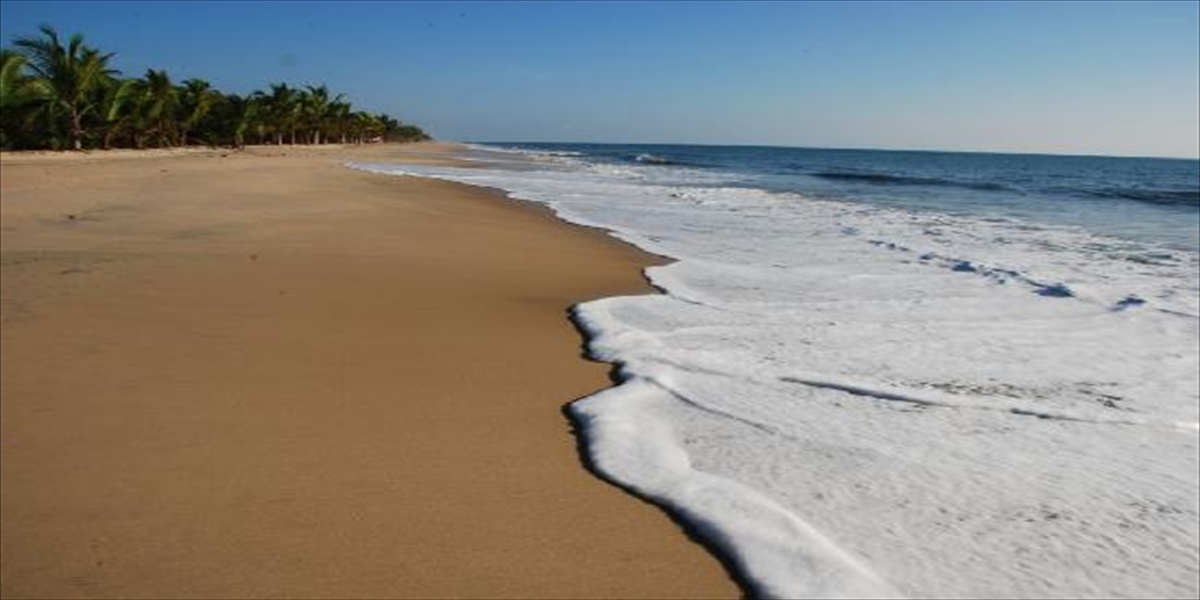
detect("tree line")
(0, 26), (431, 151)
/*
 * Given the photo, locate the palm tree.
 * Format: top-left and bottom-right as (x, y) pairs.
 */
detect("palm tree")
(13, 25), (116, 149)
(178, 78), (217, 146)
(255, 83), (300, 145)
(327, 98), (352, 144)
(227, 94), (258, 148)
(347, 111), (384, 144)
(4, 25), (431, 150)
(301, 84), (342, 145)
(1, 50), (50, 148)
(95, 76), (138, 149)
(135, 69), (178, 147)
(1, 50), (45, 109)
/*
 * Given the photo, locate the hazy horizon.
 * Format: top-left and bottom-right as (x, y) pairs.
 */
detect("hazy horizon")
(2, 0), (1197, 158)
(473, 139), (1200, 161)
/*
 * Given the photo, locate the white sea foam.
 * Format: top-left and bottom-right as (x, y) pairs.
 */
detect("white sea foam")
(348, 157), (1200, 599)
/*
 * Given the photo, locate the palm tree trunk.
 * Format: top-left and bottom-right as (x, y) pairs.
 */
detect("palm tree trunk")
(70, 107), (83, 150)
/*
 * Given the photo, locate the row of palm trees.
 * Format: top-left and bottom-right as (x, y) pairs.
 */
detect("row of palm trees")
(1, 26), (430, 151)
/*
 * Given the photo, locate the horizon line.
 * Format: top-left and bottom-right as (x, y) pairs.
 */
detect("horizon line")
(467, 140), (1200, 162)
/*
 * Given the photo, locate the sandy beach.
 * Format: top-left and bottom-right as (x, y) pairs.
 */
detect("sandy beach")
(0, 143), (738, 598)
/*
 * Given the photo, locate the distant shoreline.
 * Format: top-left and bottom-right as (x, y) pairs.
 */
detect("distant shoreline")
(0, 141), (425, 161)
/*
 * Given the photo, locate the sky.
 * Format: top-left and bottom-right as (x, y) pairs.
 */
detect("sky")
(1, 0), (1197, 158)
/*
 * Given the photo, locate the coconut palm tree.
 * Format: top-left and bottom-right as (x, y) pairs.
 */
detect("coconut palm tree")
(347, 111), (385, 144)
(133, 69), (179, 147)
(4, 25), (432, 149)
(327, 98), (352, 144)
(178, 78), (217, 146)
(1, 50), (45, 109)
(12, 25), (116, 150)
(1, 50), (50, 148)
(301, 84), (342, 145)
(94, 76), (138, 149)
(254, 83), (300, 145)
(228, 94), (258, 148)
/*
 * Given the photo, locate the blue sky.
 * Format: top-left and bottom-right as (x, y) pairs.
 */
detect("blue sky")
(2, 0), (1197, 157)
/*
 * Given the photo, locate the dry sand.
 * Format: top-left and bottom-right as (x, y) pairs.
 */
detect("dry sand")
(0, 143), (739, 598)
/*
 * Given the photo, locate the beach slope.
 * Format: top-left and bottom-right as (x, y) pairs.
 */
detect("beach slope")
(0, 144), (737, 598)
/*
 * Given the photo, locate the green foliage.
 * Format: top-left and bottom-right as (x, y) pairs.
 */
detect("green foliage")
(12, 25), (117, 149)
(2, 25), (431, 150)
(1, 50), (51, 147)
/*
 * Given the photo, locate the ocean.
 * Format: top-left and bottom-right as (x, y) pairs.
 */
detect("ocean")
(350, 143), (1199, 599)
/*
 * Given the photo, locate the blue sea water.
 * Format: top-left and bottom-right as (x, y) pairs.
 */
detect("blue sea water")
(351, 142), (1199, 598)
(478, 143), (1200, 250)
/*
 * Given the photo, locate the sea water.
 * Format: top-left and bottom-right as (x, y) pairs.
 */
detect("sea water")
(350, 144), (1199, 599)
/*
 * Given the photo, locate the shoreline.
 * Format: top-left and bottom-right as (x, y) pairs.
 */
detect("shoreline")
(387, 144), (1200, 599)
(0, 143), (739, 598)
